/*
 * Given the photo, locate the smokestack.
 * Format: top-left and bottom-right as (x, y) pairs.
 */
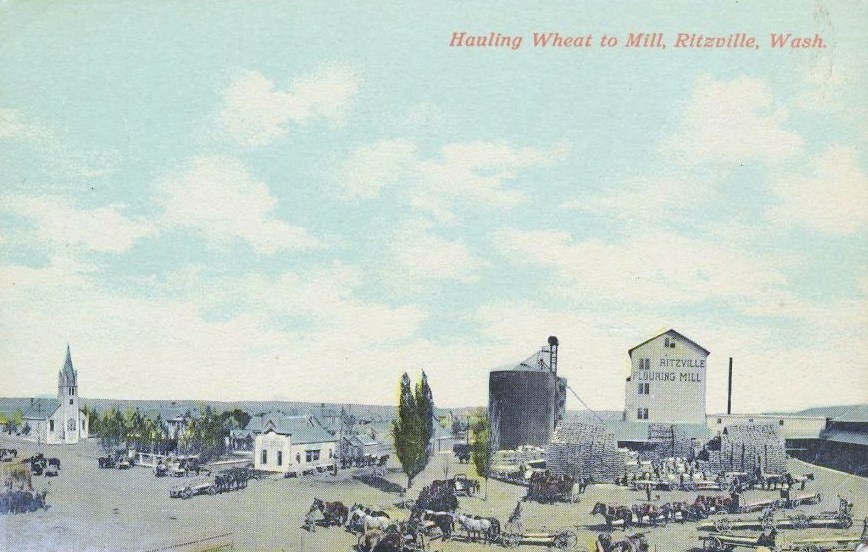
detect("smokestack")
(547, 336), (559, 375)
(727, 357), (733, 415)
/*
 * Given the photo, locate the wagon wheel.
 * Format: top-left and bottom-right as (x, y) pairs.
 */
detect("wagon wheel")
(500, 532), (521, 548)
(789, 512), (809, 529)
(838, 513), (853, 528)
(208, 485), (217, 496)
(706, 536), (725, 551)
(553, 530), (578, 549)
(181, 488), (192, 499)
(714, 518), (733, 532)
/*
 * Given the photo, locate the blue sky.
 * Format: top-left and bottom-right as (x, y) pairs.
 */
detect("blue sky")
(1, 1), (866, 412)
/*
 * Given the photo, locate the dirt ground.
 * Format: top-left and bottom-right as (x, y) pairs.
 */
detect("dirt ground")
(1, 437), (866, 551)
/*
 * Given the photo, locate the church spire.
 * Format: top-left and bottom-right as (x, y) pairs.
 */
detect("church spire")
(62, 344), (75, 377)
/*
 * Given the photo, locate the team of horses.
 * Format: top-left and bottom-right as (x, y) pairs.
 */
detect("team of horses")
(23, 453), (60, 476)
(305, 497), (502, 550)
(592, 495), (743, 529)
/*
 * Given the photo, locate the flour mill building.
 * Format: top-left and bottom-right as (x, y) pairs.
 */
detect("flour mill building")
(22, 346), (90, 444)
(624, 329), (709, 424)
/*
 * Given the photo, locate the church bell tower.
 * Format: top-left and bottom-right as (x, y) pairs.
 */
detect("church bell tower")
(57, 345), (80, 443)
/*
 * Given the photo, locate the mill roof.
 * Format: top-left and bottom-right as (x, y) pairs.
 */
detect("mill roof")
(628, 329), (710, 356)
(23, 398), (61, 420)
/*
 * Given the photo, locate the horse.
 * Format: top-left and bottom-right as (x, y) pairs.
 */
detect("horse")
(347, 505), (391, 534)
(453, 512), (497, 544)
(592, 502), (633, 530)
(596, 532), (649, 552)
(412, 509), (454, 540)
(357, 528), (383, 552)
(310, 497), (348, 527)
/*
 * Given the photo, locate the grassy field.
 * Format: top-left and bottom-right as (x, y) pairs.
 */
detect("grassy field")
(2, 437), (866, 551)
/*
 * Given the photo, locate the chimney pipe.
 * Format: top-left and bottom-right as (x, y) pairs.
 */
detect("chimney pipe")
(727, 357), (733, 415)
(547, 336), (559, 375)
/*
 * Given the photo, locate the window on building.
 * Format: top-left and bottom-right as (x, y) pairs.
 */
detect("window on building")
(664, 337), (670, 347)
(306, 450), (321, 462)
(69, 399), (74, 405)
(779, 420), (785, 426)
(49, 420), (54, 432)
(261, 449), (268, 465)
(637, 408), (649, 420)
(68, 418), (75, 431)
(277, 451), (282, 466)
(717, 418), (722, 424)
(637, 383), (650, 395)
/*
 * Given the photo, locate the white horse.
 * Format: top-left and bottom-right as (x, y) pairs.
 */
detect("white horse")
(454, 512), (494, 544)
(347, 505), (391, 534)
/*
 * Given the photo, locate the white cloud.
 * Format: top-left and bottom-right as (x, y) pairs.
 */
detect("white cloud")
(0, 108), (114, 179)
(662, 75), (803, 165)
(337, 139), (417, 199)
(157, 156), (320, 254)
(1, 194), (154, 253)
(563, 175), (719, 225)
(217, 67), (360, 147)
(388, 219), (483, 287)
(336, 139), (567, 219)
(768, 145), (868, 236)
(492, 227), (787, 308)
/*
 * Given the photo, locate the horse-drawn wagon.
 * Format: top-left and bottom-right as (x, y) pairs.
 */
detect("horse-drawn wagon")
(169, 476), (217, 499)
(498, 526), (580, 549)
(698, 530), (778, 551)
(781, 517), (868, 551)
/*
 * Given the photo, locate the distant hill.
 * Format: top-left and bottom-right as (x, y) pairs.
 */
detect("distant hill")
(0, 397), (470, 423)
(766, 404), (868, 419)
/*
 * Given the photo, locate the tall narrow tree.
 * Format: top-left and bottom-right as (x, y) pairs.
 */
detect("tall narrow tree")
(392, 372), (422, 489)
(416, 371), (435, 460)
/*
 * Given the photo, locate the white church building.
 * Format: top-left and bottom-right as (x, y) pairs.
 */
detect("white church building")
(22, 346), (89, 444)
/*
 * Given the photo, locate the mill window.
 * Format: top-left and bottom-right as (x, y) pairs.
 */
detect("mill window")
(261, 449), (268, 465)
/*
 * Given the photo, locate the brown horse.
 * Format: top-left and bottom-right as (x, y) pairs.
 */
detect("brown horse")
(591, 502), (633, 530)
(310, 497), (348, 527)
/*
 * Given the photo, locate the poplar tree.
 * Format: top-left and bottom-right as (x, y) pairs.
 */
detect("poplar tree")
(393, 373), (420, 488)
(416, 371), (435, 458)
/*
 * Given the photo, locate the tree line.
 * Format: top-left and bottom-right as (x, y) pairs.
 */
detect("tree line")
(87, 404), (250, 461)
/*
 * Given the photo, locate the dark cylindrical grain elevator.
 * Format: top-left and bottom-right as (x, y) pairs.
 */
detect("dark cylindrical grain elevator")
(488, 336), (565, 450)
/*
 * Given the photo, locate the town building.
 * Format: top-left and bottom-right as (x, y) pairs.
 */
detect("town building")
(252, 414), (337, 475)
(22, 346), (89, 444)
(624, 329), (709, 424)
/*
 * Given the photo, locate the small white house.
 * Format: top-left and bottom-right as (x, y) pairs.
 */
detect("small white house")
(253, 415), (337, 475)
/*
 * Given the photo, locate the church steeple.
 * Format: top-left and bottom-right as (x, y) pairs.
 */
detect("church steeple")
(59, 344), (77, 395)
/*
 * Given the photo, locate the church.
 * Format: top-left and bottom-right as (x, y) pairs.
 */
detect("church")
(22, 346), (90, 444)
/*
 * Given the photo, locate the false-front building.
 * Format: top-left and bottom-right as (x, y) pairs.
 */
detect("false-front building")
(252, 414), (337, 475)
(22, 346), (90, 444)
(624, 329), (709, 424)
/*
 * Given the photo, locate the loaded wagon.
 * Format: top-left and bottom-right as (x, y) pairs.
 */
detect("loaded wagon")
(169, 476), (217, 499)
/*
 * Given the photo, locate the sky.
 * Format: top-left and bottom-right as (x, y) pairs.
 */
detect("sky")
(1, 1), (866, 413)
